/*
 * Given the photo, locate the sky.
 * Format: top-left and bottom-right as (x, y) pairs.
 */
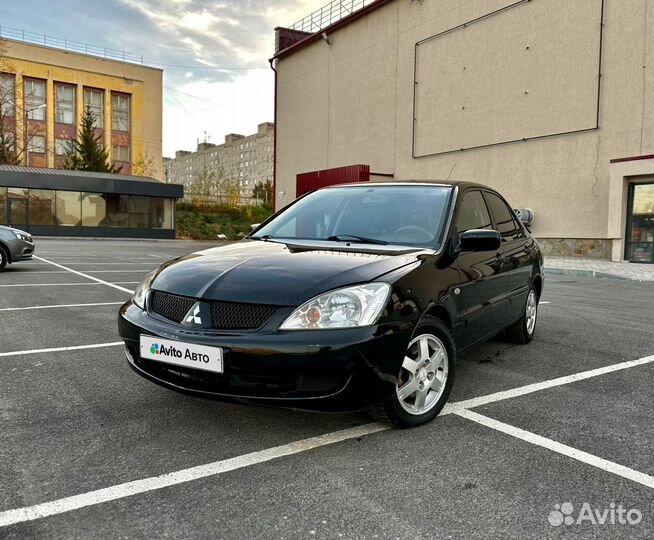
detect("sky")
(2, 0), (327, 157)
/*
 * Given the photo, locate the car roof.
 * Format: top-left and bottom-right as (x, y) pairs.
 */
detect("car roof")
(321, 180), (492, 191)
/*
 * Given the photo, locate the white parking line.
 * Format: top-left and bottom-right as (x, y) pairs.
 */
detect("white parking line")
(0, 423), (388, 528)
(0, 282), (138, 288)
(452, 408), (654, 490)
(0, 342), (123, 358)
(6, 270), (147, 274)
(453, 355), (654, 410)
(0, 353), (651, 527)
(0, 302), (124, 312)
(33, 256), (135, 294)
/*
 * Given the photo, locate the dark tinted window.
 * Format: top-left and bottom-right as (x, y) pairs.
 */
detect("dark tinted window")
(456, 191), (492, 232)
(484, 192), (523, 240)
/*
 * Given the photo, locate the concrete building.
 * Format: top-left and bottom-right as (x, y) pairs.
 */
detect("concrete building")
(164, 123), (275, 199)
(0, 37), (163, 179)
(272, 0), (654, 262)
(0, 35), (179, 238)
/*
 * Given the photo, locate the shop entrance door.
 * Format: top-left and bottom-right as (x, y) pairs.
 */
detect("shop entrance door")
(625, 182), (654, 263)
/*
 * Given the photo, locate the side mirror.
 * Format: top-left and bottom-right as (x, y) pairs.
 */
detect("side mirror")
(460, 229), (501, 252)
(250, 223), (261, 232)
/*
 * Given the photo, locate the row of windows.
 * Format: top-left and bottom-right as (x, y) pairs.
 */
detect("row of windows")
(0, 188), (173, 229)
(18, 135), (129, 162)
(0, 73), (130, 131)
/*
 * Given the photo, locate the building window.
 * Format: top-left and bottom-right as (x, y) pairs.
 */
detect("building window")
(55, 138), (74, 156)
(27, 135), (46, 154)
(55, 191), (82, 226)
(82, 193), (106, 227)
(152, 197), (173, 229)
(129, 196), (150, 228)
(111, 93), (130, 132)
(84, 88), (104, 128)
(105, 194), (129, 227)
(25, 79), (46, 121)
(55, 84), (75, 125)
(28, 189), (56, 225)
(113, 145), (130, 162)
(0, 73), (15, 117)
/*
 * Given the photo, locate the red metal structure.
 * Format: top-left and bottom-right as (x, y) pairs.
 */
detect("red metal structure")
(296, 164), (370, 197)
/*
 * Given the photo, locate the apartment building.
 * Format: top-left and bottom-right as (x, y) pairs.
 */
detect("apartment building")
(164, 122), (274, 198)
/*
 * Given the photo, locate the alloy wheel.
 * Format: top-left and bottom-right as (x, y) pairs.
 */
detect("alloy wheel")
(396, 334), (449, 415)
(526, 289), (537, 335)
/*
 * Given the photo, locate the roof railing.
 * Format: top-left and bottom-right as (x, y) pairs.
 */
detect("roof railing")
(0, 25), (144, 65)
(290, 0), (378, 33)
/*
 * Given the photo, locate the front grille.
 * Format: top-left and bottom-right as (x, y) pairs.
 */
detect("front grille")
(150, 291), (196, 323)
(210, 301), (279, 330)
(149, 290), (279, 330)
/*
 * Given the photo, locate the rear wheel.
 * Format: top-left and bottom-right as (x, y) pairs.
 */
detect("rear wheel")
(506, 286), (538, 344)
(0, 246), (7, 272)
(372, 316), (455, 428)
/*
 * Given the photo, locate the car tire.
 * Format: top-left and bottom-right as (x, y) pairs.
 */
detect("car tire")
(506, 286), (538, 344)
(0, 245), (7, 272)
(371, 315), (456, 428)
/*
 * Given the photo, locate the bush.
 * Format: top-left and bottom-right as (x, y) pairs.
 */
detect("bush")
(176, 202), (273, 240)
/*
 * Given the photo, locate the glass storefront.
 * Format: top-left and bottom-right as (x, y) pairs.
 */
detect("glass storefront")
(0, 186), (175, 233)
(625, 183), (654, 263)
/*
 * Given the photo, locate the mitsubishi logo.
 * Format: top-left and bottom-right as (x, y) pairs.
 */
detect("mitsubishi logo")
(185, 303), (203, 325)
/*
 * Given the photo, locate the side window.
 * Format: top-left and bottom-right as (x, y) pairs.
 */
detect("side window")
(456, 191), (493, 233)
(484, 192), (524, 241)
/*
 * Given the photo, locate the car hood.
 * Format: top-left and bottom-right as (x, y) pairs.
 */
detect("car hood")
(150, 240), (429, 306)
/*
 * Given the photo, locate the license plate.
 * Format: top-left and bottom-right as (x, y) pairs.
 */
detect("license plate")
(139, 336), (223, 374)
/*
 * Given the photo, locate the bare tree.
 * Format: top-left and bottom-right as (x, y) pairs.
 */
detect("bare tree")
(132, 151), (156, 177)
(0, 39), (47, 166)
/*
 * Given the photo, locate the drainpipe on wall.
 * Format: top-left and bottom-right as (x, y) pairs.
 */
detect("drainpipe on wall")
(268, 58), (278, 213)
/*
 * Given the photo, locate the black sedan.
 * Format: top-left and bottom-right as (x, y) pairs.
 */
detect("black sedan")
(118, 182), (543, 427)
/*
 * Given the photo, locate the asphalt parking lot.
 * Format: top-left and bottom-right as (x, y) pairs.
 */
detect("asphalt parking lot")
(0, 238), (652, 539)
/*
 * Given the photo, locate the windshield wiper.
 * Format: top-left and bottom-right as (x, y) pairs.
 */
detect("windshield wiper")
(326, 234), (388, 245)
(250, 234), (274, 241)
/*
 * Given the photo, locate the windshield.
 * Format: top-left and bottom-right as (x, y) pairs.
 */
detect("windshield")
(253, 185), (453, 247)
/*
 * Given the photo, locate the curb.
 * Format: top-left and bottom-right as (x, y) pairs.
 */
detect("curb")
(31, 237), (223, 244)
(545, 267), (630, 281)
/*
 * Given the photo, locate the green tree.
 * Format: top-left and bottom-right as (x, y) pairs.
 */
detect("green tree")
(65, 106), (119, 173)
(252, 180), (273, 204)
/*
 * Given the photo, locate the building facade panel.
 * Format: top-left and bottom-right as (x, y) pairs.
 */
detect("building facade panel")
(274, 0), (654, 261)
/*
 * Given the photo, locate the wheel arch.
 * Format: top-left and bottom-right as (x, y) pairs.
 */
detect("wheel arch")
(419, 303), (454, 333)
(0, 240), (11, 263)
(532, 273), (543, 299)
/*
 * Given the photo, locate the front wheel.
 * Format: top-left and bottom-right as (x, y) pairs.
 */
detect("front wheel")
(371, 316), (455, 428)
(0, 246), (7, 272)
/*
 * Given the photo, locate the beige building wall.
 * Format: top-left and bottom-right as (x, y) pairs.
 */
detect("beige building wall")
(2, 39), (163, 179)
(275, 0), (654, 259)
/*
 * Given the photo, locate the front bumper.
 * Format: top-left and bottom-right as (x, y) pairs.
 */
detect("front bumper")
(8, 237), (35, 262)
(118, 301), (413, 412)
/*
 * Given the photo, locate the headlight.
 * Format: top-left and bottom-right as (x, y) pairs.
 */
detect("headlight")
(12, 230), (31, 242)
(280, 283), (390, 330)
(132, 269), (159, 310)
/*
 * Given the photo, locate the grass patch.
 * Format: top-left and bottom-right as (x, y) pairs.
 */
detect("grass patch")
(176, 202), (273, 240)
